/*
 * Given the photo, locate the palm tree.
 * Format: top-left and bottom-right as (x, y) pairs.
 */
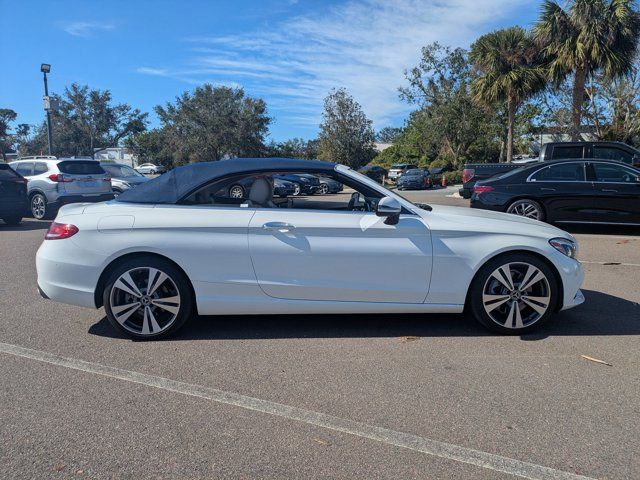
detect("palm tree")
(470, 27), (547, 162)
(535, 0), (640, 140)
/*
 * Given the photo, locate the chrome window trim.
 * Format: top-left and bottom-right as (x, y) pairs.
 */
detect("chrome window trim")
(590, 161), (640, 184)
(526, 161), (588, 183)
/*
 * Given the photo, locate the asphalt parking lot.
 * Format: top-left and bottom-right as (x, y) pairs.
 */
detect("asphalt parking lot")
(1, 189), (639, 480)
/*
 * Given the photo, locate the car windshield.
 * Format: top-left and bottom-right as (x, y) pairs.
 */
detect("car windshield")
(103, 164), (143, 177)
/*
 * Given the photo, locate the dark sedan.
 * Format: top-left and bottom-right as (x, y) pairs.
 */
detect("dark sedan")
(100, 163), (149, 196)
(274, 173), (320, 195)
(471, 158), (640, 225)
(0, 163), (28, 225)
(316, 175), (344, 194)
(358, 165), (387, 182)
(396, 168), (433, 190)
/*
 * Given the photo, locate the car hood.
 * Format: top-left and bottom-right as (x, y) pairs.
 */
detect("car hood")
(417, 204), (574, 240)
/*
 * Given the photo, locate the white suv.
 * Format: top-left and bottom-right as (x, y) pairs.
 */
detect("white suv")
(10, 157), (114, 219)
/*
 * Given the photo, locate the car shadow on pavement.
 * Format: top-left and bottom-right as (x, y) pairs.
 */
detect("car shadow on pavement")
(0, 220), (50, 231)
(88, 289), (639, 341)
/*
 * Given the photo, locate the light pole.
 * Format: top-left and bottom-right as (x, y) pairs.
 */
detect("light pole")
(41, 63), (53, 156)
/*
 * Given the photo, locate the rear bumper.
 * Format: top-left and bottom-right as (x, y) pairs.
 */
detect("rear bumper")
(0, 198), (28, 216)
(51, 193), (115, 208)
(459, 187), (472, 199)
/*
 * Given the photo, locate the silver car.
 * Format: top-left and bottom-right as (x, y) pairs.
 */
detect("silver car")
(100, 163), (149, 196)
(135, 163), (166, 175)
(10, 157), (114, 220)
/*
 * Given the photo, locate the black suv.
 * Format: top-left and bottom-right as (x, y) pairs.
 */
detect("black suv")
(0, 163), (28, 225)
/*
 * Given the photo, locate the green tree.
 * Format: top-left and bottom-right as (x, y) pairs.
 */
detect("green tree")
(317, 88), (376, 168)
(534, 0), (640, 139)
(376, 127), (403, 143)
(124, 129), (173, 167)
(265, 138), (319, 159)
(155, 84), (271, 165)
(399, 43), (503, 167)
(0, 109), (17, 161)
(470, 27), (547, 162)
(23, 84), (147, 157)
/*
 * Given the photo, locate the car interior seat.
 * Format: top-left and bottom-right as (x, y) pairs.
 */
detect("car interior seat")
(243, 177), (276, 208)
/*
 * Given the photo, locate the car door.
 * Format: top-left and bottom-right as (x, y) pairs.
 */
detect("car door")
(588, 162), (640, 224)
(526, 162), (595, 223)
(248, 207), (432, 304)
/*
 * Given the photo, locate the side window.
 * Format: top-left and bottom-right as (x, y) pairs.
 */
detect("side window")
(530, 163), (586, 182)
(593, 147), (632, 164)
(593, 163), (638, 183)
(184, 171), (382, 212)
(33, 162), (49, 175)
(551, 146), (584, 159)
(13, 162), (34, 177)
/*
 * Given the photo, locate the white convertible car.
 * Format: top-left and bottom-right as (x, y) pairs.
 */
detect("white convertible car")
(36, 158), (584, 339)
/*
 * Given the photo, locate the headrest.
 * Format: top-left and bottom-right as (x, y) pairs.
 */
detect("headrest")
(249, 177), (272, 205)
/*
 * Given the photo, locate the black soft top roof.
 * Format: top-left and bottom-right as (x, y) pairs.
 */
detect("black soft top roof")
(116, 158), (337, 204)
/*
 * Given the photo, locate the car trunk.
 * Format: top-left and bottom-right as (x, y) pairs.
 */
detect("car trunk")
(57, 161), (111, 195)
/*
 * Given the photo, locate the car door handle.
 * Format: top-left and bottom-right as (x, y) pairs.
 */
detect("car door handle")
(540, 188), (556, 192)
(601, 189), (618, 193)
(262, 222), (295, 232)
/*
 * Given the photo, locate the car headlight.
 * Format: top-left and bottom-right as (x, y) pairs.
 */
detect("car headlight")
(549, 238), (578, 259)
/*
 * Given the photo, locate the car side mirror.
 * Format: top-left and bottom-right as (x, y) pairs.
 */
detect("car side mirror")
(376, 197), (401, 225)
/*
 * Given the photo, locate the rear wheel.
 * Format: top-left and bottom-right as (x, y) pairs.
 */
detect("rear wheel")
(103, 257), (193, 339)
(319, 183), (329, 195)
(469, 253), (558, 334)
(506, 199), (544, 221)
(292, 182), (301, 196)
(30, 193), (50, 220)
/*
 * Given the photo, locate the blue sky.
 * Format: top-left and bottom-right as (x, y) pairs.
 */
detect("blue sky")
(1, 0), (540, 141)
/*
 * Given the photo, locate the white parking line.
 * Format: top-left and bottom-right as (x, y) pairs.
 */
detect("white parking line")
(0, 341), (592, 480)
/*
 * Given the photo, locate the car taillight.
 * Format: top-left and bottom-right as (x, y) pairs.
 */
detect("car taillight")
(462, 168), (475, 183)
(45, 222), (79, 240)
(474, 185), (494, 195)
(49, 173), (74, 183)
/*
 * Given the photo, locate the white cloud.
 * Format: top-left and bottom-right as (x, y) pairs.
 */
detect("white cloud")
(63, 21), (115, 37)
(138, 0), (534, 130)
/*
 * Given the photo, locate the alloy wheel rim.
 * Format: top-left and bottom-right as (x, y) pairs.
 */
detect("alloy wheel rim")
(32, 195), (46, 219)
(109, 267), (181, 336)
(508, 202), (541, 219)
(229, 186), (244, 198)
(320, 184), (329, 194)
(482, 262), (551, 329)
(293, 183), (301, 195)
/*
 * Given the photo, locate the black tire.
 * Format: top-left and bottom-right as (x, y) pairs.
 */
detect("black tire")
(103, 256), (193, 340)
(229, 184), (245, 199)
(150, 170), (156, 175)
(2, 214), (22, 225)
(469, 252), (558, 335)
(292, 182), (301, 196)
(506, 199), (545, 222)
(112, 188), (124, 197)
(30, 192), (52, 220)
(319, 183), (330, 195)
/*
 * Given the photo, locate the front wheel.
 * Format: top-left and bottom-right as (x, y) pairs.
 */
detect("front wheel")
(507, 199), (544, 221)
(319, 183), (329, 195)
(469, 253), (558, 334)
(103, 257), (193, 339)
